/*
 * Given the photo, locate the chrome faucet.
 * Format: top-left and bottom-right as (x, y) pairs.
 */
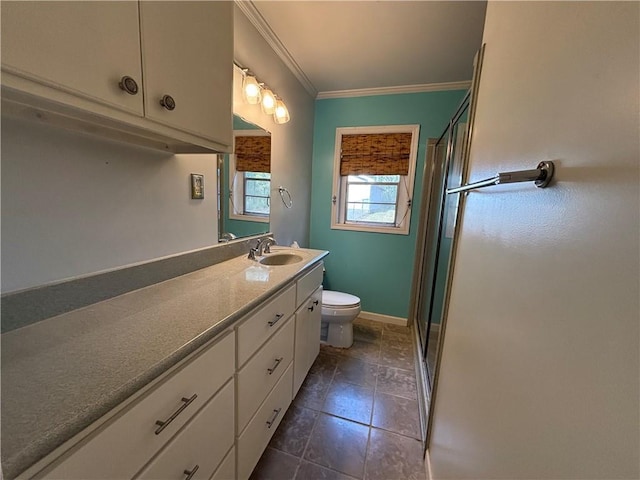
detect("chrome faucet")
(256, 236), (276, 256)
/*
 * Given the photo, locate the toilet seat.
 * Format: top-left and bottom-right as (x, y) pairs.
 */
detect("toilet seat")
(322, 290), (360, 308)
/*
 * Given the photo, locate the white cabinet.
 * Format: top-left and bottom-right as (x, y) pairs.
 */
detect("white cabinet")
(138, 1), (232, 145)
(294, 286), (323, 395)
(237, 365), (293, 480)
(42, 332), (235, 480)
(236, 284), (296, 367)
(1, 1), (144, 116)
(237, 318), (295, 432)
(0, 1), (233, 153)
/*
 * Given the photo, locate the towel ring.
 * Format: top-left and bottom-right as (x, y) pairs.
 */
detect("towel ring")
(278, 186), (293, 208)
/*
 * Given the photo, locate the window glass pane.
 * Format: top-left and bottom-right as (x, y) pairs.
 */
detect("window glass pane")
(245, 196), (269, 215)
(346, 202), (397, 223)
(345, 183), (398, 224)
(346, 184), (398, 205)
(245, 179), (270, 197)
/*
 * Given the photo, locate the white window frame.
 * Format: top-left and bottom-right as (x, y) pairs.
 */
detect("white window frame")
(331, 125), (420, 235)
(229, 129), (270, 224)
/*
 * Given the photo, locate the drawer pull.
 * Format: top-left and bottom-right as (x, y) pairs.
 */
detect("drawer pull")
(267, 357), (284, 375)
(266, 408), (282, 428)
(154, 394), (198, 434)
(183, 464), (199, 480)
(268, 313), (285, 327)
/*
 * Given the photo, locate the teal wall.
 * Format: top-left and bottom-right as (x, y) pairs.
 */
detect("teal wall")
(309, 90), (466, 319)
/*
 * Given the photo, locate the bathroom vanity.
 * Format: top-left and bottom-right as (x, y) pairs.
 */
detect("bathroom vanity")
(1, 247), (327, 479)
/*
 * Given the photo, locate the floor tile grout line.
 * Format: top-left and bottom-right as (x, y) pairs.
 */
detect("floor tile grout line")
(295, 397), (321, 477)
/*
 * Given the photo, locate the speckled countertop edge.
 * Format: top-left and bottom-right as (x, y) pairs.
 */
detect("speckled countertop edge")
(0, 247), (328, 479)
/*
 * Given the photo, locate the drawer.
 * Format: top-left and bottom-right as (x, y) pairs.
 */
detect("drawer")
(136, 379), (234, 480)
(237, 364), (293, 480)
(237, 318), (294, 433)
(237, 284), (296, 367)
(296, 262), (324, 307)
(44, 332), (235, 480)
(210, 446), (235, 480)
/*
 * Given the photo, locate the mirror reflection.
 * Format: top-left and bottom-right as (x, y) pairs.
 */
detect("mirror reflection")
(219, 115), (271, 241)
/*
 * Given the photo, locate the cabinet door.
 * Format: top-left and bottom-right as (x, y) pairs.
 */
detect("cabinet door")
(1, 1), (144, 116)
(306, 287), (322, 371)
(293, 287), (322, 395)
(139, 1), (233, 146)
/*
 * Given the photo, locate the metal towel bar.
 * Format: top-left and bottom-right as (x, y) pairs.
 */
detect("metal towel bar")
(446, 161), (554, 194)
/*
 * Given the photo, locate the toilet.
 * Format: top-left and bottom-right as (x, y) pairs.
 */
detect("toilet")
(320, 290), (361, 348)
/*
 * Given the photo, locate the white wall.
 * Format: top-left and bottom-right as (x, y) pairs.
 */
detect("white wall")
(234, 5), (316, 248)
(1, 117), (218, 293)
(429, 2), (639, 479)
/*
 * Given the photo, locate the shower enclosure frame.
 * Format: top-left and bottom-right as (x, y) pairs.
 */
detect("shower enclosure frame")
(409, 45), (485, 454)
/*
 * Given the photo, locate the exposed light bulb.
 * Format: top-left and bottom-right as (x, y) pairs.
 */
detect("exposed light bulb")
(261, 88), (276, 115)
(242, 74), (261, 104)
(273, 98), (290, 124)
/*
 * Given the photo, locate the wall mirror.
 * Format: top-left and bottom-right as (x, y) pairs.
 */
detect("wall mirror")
(218, 114), (271, 241)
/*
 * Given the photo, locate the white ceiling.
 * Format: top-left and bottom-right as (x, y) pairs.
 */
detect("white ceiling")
(239, 1), (487, 97)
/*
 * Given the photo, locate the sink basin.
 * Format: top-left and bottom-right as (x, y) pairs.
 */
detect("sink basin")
(258, 253), (304, 266)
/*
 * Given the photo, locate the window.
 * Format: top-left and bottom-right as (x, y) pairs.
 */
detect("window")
(229, 132), (271, 223)
(243, 171), (270, 215)
(331, 125), (420, 235)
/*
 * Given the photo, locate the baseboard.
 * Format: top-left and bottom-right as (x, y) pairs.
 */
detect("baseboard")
(359, 310), (408, 326)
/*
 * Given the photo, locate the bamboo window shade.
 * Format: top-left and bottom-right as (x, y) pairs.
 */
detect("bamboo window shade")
(234, 135), (271, 173)
(340, 132), (412, 176)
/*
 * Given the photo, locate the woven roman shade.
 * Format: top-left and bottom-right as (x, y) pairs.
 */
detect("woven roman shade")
(234, 135), (271, 173)
(340, 132), (412, 176)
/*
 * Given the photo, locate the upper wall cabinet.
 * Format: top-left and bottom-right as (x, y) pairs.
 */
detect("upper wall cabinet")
(1, 1), (233, 154)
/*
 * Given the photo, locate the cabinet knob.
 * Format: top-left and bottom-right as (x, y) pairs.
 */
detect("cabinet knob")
(160, 94), (176, 111)
(118, 76), (139, 95)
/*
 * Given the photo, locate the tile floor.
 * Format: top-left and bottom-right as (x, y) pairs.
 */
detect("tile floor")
(249, 318), (427, 480)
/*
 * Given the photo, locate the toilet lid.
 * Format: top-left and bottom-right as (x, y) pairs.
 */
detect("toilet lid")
(322, 290), (361, 308)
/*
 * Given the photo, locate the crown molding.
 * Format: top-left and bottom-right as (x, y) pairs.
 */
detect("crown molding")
(235, 0), (318, 98)
(316, 81), (472, 100)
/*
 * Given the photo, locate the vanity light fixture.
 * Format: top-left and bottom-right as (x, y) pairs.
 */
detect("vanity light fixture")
(273, 97), (290, 124)
(236, 62), (290, 123)
(242, 73), (261, 104)
(261, 87), (276, 115)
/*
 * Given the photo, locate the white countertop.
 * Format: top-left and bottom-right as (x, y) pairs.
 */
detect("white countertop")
(0, 247), (328, 478)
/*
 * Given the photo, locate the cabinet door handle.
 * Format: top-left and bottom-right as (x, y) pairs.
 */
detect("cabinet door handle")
(154, 394), (197, 434)
(118, 76), (139, 95)
(313, 300), (319, 306)
(268, 313), (284, 327)
(266, 408), (282, 428)
(308, 305), (314, 312)
(267, 357), (284, 375)
(183, 465), (199, 480)
(160, 94), (176, 111)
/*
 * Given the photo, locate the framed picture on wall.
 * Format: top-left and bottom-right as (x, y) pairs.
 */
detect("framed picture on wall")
(191, 174), (204, 199)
